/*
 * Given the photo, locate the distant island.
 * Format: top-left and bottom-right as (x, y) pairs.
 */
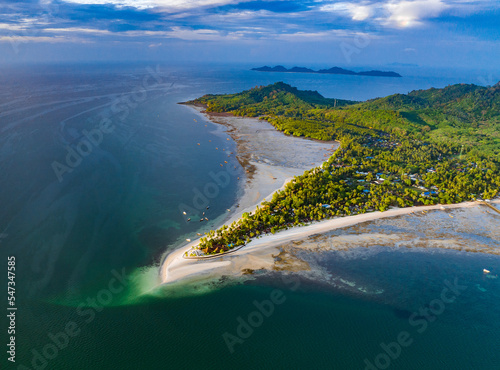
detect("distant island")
(251, 65), (402, 78)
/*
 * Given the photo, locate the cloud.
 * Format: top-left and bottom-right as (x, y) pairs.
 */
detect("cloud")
(384, 0), (449, 27)
(0, 0), (496, 48)
(0, 35), (91, 43)
(320, 0), (450, 28)
(43, 27), (112, 35)
(320, 2), (374, 21)
(275, 29), (376, 41)
(60, 0), (240, 11)
(0, 23), (25, 31)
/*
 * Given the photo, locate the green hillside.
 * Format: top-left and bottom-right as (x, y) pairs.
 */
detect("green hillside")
(193, 81), (500, 157)
(189, 81), (355, 118)
(358, 82), (500, 156)
(187, 82), (500, 256)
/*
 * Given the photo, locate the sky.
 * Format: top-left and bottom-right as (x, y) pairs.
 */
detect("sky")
(0, 0), (499, 68)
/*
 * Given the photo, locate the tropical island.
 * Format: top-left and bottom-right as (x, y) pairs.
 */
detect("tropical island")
(181, 81), (500, 257)
(251, 66), (402, 77)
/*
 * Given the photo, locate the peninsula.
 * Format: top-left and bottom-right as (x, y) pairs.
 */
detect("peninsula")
(175, 81), (500, 259)
(251, 66), (402, 77)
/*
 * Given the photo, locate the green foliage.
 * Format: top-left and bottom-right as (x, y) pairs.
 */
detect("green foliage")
(189, 82), (356, 117)
(190, 82), (500, 255)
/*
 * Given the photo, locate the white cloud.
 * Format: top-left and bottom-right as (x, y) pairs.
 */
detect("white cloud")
(274, 29), (378, 42)
(384, 0), (449, 27)
(44, 27), (112, 35)
(122, 27), (239, 40)
(0, 35), (91, 43)
(320, 0), (450, 28)
(61, 0), (239, 11)
(321, 2), (374, 21)
(0, 23), (25, 31)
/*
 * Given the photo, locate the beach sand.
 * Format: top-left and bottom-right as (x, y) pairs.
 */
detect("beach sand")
(160, 106), (500, 284)
(187, 105), (338, 226)
(162, 199), (500, 284)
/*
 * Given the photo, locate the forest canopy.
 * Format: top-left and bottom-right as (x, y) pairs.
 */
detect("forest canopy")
(185, 81), (500, 256)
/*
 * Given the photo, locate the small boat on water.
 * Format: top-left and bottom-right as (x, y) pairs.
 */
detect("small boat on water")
(484, 269), (491, 274)
(186, 239), (191, 242)
(182, 211), (186, 215)
(187, 218), (191, 222)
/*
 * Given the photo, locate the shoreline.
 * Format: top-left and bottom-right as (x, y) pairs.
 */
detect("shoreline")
(160, 104), (336, 282)
(161, 199), (500, 284)
(186, 104), (338, 226)
(160, 104), (500, 284)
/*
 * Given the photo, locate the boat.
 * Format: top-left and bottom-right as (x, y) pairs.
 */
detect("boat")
(483, 269), (491, 274)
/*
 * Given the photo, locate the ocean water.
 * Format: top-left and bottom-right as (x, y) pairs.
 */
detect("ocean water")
(1, 63), (499, 369)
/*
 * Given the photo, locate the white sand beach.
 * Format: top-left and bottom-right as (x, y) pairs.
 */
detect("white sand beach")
(160, 106), (500, 285)
(161, 199), (500, 284)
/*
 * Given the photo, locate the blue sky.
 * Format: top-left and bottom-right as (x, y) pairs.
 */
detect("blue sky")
(0, 0), (499, 67)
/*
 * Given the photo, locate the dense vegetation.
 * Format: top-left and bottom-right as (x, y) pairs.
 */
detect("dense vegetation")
(193, 82), (355, 118)
(186, 82), (500, 256)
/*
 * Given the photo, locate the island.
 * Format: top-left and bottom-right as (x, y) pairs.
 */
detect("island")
(251, 66), (402, 77)
(175, 81), (500, 259)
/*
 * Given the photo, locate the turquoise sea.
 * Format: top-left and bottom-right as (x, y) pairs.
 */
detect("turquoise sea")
(1, 63), (499, 369)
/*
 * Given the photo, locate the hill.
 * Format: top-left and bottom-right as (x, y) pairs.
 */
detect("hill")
(187, 81), (356, 118)
(187, 82), (500, 255)
(358, 83), (500, 156)
(189, 81), (500, 156)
